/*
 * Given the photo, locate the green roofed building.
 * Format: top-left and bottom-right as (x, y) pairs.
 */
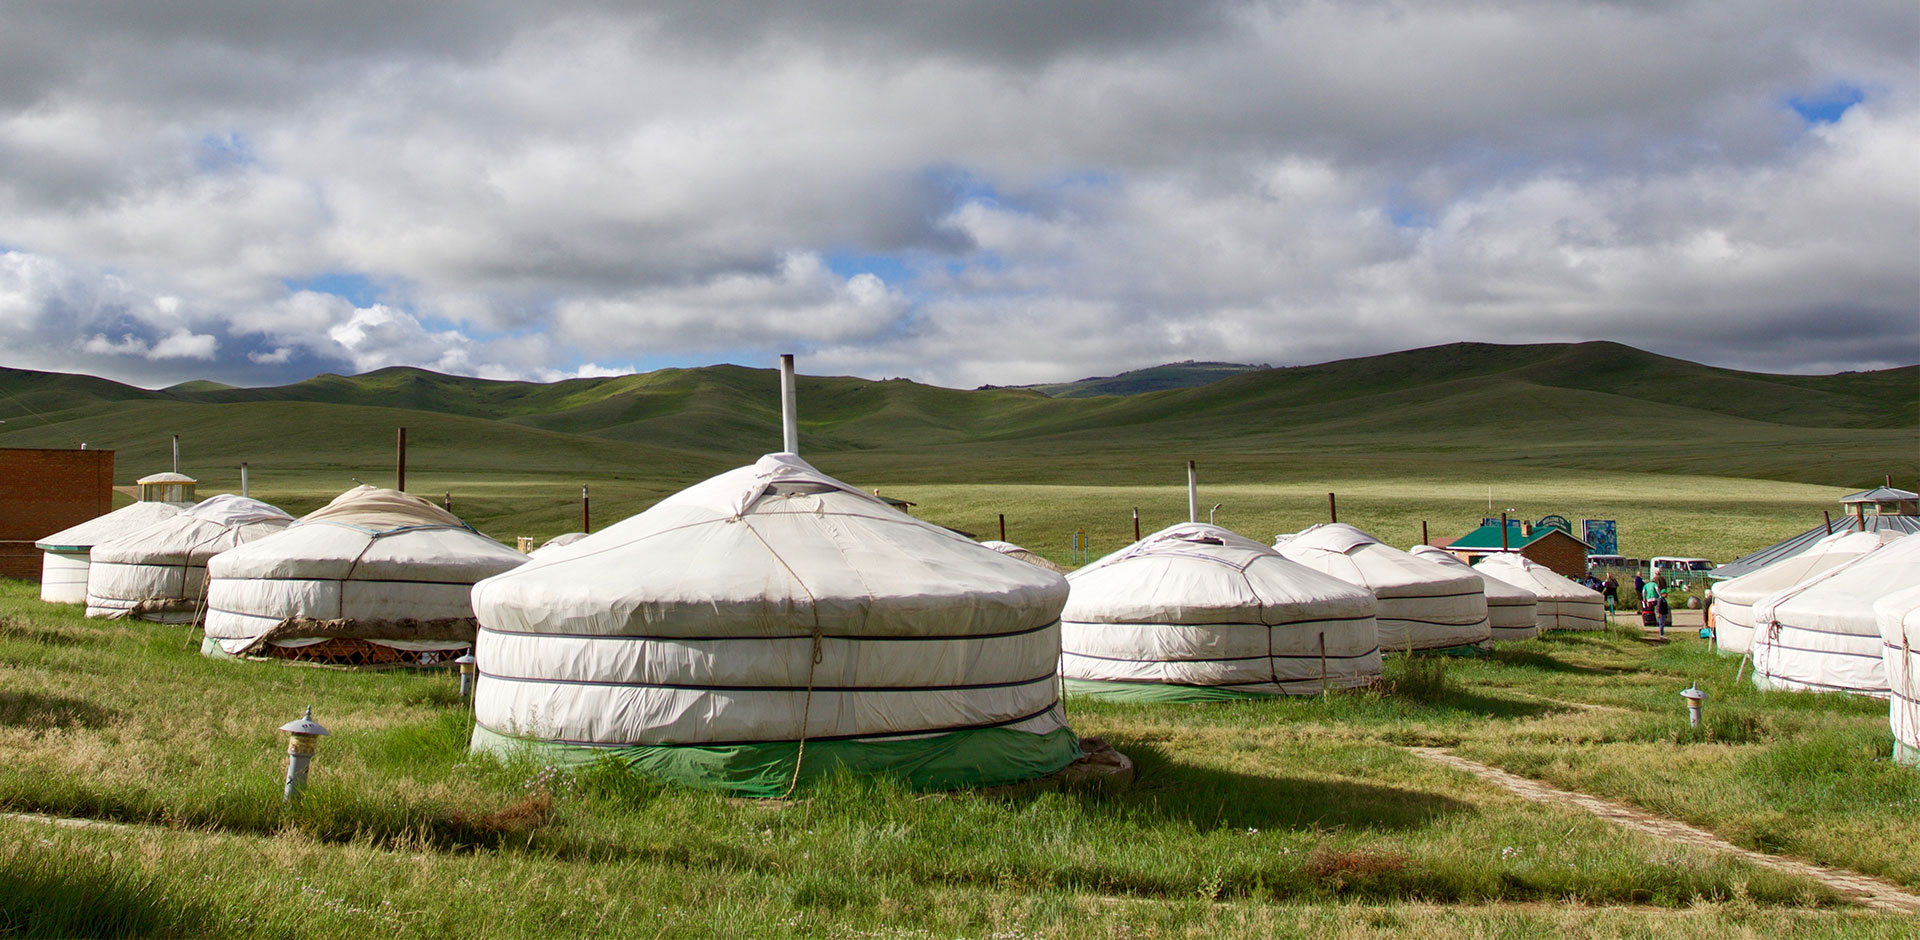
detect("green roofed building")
(1443, 520), (1591, 580)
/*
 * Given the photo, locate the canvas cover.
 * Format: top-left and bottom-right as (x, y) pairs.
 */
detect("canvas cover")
(1751, 533), (1920, 697)
(1276, 523), (1491, 651)
(981, 539), (1072, 574)
(1410, 545), (1539, 641)
(1473, 554), (1605, 631)
(1713, 530), (1901, 656)
(1876, 584), (1920, 765)
(203, 485), (526, 656)
(35, 500), (195, 604)
(84, 495), (293, 622)
(1061, 523), (1380, 699)
(467, 453), (1080, 796)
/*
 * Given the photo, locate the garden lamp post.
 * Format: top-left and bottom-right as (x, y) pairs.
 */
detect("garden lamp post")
(455, 652), (478, 701)
(280, 706), (330, 801)
(1680, 684), (1707, 729)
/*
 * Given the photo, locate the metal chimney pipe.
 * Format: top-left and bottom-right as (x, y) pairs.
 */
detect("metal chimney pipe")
(1328, 492), (1338, 524)
(779, 354), (798, 454)
(240, 462), (249, 497)
(172, 435), (180, 474)
(1501, 512), (1510, 551)
(582, 485), (591, 533)
(1187, 461), (1198, 524)
(395, 427), (407, 491)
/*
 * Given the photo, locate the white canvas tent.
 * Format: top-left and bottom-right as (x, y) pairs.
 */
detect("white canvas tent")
(1410, 544), (1539, 641)
(84, 494), (293, 622)
(203, 485), (526, 664)
(1751, 532), (1920, 697)
(467, 453), (1081, 797)
(1061, 523), (1380, 699)
(1473, 554), (1606, 631)
(1712, 530), (1902, 656)
(34, 477), (196, 604)
(1875, 584), (1920, 765)
(1276, 523), (1491, 652)
(981, 539), (1072, 574)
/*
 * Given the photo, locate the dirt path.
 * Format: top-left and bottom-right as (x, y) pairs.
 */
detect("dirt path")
(1408, 747), (1920, 913)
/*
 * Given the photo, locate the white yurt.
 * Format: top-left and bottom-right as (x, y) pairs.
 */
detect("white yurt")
(1751, 533), (1920, 697)
(1410, 545), (1539, 641)
(1874, 584), (1920, 765)
(84, 494), (293, 622)
(467, 452), (1082, 797)
(1061, 523), (1380, 700)
(1712, 529), (1903, 657)
(35, 471), (198, 604)
(203, 485), (526, 666)
(1276, 523), (1491, 652)
(981, 539), (1072, 574)
(528, 532), (588, 557)
(1473, 554), (1606, 631)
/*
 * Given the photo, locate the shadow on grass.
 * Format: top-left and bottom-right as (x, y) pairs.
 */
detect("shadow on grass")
(0, 692), (110, 731)
(1113, 743), (1474, 833)
(1489, 648), (1621, 676)
(0, 839), (223, 938)
(1422, 687), (1565, 720)
(0, 616), (87, 648)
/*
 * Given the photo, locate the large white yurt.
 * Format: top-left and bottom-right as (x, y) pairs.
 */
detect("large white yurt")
(1276, 523), (1491, 652)
(528, 532), (588, 557)
(1712, 529), (1903, 657)
(467, 452), (1082, 797)
(1061, 523), (1381, 700)
(1751, 533), (1920, 697)
(203, 485), (526, 666)
(35, 471), (198, 604)
(1473, 554), (1606, 631)
(981, 539), (1073, 574)
(1874, 584), (1920, 765)
(84, 494), (293, 622)
(1409, 545), (1539, 641)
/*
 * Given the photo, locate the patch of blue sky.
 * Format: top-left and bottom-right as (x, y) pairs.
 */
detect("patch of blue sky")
(824, 250), (921, 287)
(282, 271), (384, 308)
(196, 132), (258, 173)
(1786, 82), (1864, 125)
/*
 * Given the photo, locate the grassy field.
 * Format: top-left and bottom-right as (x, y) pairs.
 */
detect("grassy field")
(3, 575), (1918, 938)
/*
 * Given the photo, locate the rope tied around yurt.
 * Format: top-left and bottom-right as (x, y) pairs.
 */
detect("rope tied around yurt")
(735, 515), (827, 799)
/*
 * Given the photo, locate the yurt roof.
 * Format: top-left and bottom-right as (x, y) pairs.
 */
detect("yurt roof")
(89, 494), (293, 565)
(472, 453), (1066, 638)
(1758, 533), (1920, 625)
(1410, 544), (1536, 603)
(1712, 515), (1920, 580)
(35, 500), (194, 552)
(208, 486), (524, 582)
(529, 532), (589, 557)
(1473, 553), (1600, 601)
(1714, 529), (1904, 606)
(1065, 522), (1374, 625)
(1277, 522), (1481, 597)
(135, 471), (198, 485)
(1841, 486), (1919, 504)
(980, 540), (1072, 574)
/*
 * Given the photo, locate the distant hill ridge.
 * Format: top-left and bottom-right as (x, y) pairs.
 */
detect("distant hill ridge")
(0, 341), (1912, 489)
(999, 361), (1271, 398)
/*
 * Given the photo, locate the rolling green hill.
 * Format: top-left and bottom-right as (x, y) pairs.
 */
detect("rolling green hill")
(1016, 361), (1269, 398)
(0, 342), (1911, 500)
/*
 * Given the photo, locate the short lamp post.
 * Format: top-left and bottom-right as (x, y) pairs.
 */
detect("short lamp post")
(455, 653), (478, 701)
(1680, 684), (1707, 729)
(280, 706), (330, 802)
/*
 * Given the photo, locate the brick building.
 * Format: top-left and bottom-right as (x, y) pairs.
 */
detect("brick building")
(0, 448), (115, 581)
(1443, 520), (1591, 580)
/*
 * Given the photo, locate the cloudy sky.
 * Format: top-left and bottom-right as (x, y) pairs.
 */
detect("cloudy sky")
(0, 1), (1915, 389)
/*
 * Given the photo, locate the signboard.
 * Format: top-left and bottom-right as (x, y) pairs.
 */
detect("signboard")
(1537, 514), (1573, 536)
(1583, 519), (1617, 555)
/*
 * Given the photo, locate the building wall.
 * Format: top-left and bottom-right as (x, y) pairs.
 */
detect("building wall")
(0, 449), (115, 581)
(1521, 530), (1588, 580)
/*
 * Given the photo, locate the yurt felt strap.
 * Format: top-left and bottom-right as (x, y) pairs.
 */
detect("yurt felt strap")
(735, 515), (827, 799)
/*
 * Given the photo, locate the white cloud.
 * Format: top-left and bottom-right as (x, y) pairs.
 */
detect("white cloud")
(0, 1), (1912, 387)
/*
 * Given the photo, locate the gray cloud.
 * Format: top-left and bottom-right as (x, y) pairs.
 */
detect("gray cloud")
(0, 0), (1913, 389)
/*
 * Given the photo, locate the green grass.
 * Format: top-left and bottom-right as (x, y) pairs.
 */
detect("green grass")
(4, 579), (1919, 936)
